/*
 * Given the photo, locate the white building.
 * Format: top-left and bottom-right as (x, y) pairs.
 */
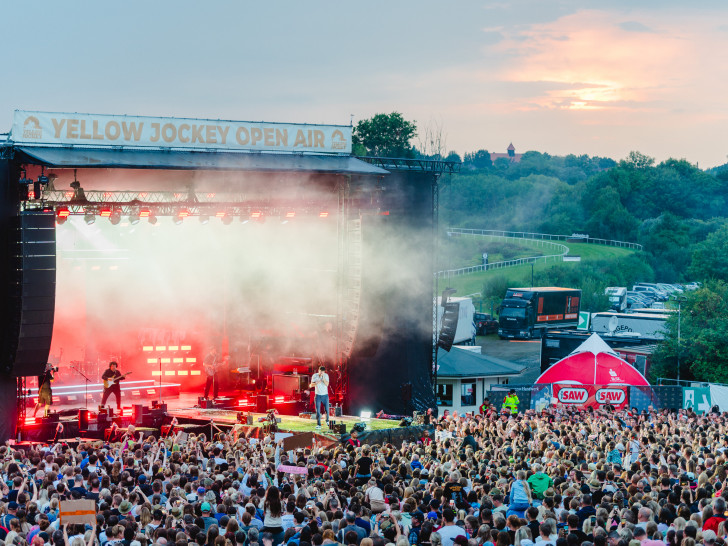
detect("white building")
(436, 347), (526, 414)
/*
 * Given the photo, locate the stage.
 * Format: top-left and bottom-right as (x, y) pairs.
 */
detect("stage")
(19, 392), (433, 446)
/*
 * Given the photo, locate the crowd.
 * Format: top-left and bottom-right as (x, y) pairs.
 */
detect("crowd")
(1, 404), (727, 546)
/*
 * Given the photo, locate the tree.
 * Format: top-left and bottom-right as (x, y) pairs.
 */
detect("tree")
(650, 281), (728, 383)
(352, 113), (417, 158)
(463, 150), (492, 170)
(689, 223), (728, 281)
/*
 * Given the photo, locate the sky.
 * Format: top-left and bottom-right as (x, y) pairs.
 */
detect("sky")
(2, 0), (727, 167)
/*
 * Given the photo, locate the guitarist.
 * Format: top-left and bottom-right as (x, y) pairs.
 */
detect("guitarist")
(101, 361), (124, 410)
(203, 347), (219, 400)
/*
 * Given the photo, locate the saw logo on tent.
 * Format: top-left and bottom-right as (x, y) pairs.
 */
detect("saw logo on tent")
(609, 369), (623, 382)
(596, 388), (626, 405)
(557, 387), (589, 404)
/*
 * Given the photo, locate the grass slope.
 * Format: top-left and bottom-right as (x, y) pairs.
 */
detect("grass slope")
(439, 240), (634, 297)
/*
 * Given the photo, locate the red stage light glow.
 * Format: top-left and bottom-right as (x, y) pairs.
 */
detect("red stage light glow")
(140, 209), (151, 217)
(57, 207), (70, 218)
(285, 211), (295, 218)
(274, 395), (285, 404)
(251, 211), (262, 218)
(178, 209), (190, 218)
(319, 211), (329, 218)
(100, 208), (112, 217)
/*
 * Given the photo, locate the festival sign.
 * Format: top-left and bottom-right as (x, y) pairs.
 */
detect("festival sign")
(553, 384), (629, 410)
(11, 110), (352, 154)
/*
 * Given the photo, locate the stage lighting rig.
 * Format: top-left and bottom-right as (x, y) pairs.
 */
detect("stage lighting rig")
(70, 170), (87, 203)
(109, 208), (122, 225)
(84, 208), (96, 225)
(129, 208), (141, 225)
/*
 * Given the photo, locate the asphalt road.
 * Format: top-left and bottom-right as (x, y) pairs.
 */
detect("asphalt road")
(476, 334), (542, 385)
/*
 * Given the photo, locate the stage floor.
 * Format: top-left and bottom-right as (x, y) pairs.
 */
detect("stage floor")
(166, 393), (401, 434)
(45, 392), (403, 434)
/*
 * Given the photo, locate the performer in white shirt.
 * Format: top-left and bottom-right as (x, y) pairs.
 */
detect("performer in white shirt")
(310, 365), (330, 429)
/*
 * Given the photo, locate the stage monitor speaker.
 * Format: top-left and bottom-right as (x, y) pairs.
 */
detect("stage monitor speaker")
(437, 301), (460, 352)
(4, 211), (56, 376)
(132, 404), (146, 426)
(256, 395), (269, 413)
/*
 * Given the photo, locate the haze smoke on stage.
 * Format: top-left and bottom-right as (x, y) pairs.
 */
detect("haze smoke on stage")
(47, 168), (434, 384)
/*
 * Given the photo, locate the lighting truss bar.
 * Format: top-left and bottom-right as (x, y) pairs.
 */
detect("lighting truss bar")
(38, 190), (342, 217)
(358, 156), (461, 174)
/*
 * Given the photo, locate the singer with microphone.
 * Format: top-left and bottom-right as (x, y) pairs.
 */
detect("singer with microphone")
(34, 362), (57, 417)
(310, 365), (330, 429)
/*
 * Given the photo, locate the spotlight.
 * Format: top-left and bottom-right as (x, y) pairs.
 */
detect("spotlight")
(129, 210), (140, 225)
(199, 213), (210, 225)
(222, 215), (233, 225)
(148, 214), (158, 225)
(109, 208), (122, 225)
(99, 207), (112, 218)
(251, 211), (265, 223)
(319, 211), (329, 218)
(84, 209), (96, 225)
(174, 208), (189, 225)
(360, 411), (372, 422)
(285, 211), (296, 219)
(56, 207), (69, 225)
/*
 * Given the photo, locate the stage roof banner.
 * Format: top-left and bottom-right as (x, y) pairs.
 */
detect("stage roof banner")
(16, 146), (388, 175)
(10, 110), (352, 154)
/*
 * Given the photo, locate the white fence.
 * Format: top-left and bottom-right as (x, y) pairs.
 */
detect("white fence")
(448, 228), (643, 249)
(435, 228), (642, 280)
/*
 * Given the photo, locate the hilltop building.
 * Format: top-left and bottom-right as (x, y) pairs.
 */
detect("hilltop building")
(490, 143), (522, 163)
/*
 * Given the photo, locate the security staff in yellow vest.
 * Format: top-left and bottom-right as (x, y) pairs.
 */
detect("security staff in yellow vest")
(502, 389), (520, 415)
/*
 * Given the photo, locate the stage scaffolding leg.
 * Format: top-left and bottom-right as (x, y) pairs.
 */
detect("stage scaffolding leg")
(16, 377), (26, 441)
(432, 175), (440, 402)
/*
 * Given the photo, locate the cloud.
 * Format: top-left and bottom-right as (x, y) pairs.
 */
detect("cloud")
(618, 21), (655, 33)
(492, 10), (703, 112)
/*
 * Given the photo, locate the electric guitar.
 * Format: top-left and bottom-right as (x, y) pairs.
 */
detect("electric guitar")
(103, 371), (132, 389)
(203, 358), (219, 376)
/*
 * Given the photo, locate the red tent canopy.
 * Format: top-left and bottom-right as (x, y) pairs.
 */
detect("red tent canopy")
(535, 333), (650, 386)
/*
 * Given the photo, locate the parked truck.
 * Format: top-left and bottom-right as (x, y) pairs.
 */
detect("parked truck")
(590, 311), (668, 341)
(498, 287), (581, 339)
(605, 287), (628, 312)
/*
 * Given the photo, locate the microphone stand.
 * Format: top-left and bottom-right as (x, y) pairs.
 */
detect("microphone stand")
(71, 366), (92, 410)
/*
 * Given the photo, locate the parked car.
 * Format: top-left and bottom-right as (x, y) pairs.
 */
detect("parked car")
(685, 282), (701, 291)
(474, 312), (498, 335)
(627, 291), (654, 307)
(626, 295), (645, 309)
(632, 284), (668, 301)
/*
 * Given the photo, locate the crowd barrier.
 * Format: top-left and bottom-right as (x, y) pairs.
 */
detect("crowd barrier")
(485, 383), (718, 414)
